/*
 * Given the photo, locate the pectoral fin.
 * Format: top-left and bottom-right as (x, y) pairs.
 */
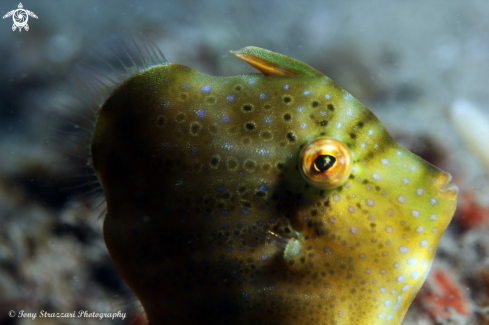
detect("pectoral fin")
(227, 46), (324, 77)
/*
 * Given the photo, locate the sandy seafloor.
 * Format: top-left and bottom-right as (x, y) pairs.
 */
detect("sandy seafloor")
(1, 0), (489, 324)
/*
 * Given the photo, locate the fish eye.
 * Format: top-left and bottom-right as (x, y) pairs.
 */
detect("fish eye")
(299, 137), (353, 189)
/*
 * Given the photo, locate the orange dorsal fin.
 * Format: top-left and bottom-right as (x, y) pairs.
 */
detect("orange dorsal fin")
(227, 46), (323, 77)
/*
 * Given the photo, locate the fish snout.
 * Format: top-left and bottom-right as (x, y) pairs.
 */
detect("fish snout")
(436, 171), (458, 200)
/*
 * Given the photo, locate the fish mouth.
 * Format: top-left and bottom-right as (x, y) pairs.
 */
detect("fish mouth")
(436, 171), (459, 199)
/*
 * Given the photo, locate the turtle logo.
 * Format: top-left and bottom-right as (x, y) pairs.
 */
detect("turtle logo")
(3, 3), (38, 32)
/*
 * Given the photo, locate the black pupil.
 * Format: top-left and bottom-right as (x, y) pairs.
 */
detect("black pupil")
(314, 155), (336, 172)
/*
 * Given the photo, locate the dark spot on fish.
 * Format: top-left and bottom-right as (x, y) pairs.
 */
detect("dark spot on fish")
(282, 95), (293, 104)
(242, 104), (254, 112)
(227, 157), (238, 171)
(350, 133), (356, 139)
(241, 200), (252, 208)
(283, 113), (292, 122)
(241, 136), (252, 145)
(259, 131), (273, 141)
(245, 122), (256, 131)
(277, 163), (284, 170)
(263, 103), (272, 109)
(244, 160), (257, 172)
(286, 131), (297, 142)
(189, 122), (202, 136)
(193, 162), (203, 173)
(179, 92), (188, 101)
(261, 163), (272, 172)
(312, 101), (319, 107)
(319, 120), (328, 127)
(175, 112), (185, 123)
(206, 96), (216, 104)
(357, 121), (364, 127)
(156, 115), (166, 128)
(210, 155), (221, 168)
(234, 85), (243, 91)
(327, 104), (335, 111)
(209, 124), (219, 134)
(319, 132), (326, 136)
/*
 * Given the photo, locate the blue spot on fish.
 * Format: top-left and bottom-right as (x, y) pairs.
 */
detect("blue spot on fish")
(202, 86), (211, 92)
(223, 115), (230, 122)
(196, 109), (204, 117)
(227, 95), (234, 101)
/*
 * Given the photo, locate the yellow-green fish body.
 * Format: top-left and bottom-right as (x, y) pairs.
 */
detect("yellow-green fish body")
(90, 41), (458, 325)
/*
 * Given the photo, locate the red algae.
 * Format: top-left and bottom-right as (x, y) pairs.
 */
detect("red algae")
(417, 263), (471, 321)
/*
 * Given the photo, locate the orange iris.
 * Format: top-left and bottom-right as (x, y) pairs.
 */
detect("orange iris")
(299, 137), (353, 189)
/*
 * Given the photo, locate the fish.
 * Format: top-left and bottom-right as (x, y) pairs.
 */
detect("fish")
(81, 34), (458, 325)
